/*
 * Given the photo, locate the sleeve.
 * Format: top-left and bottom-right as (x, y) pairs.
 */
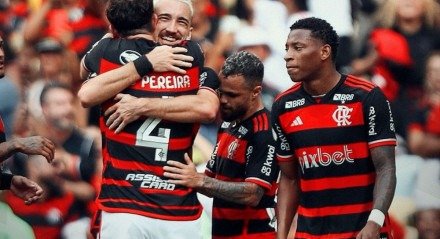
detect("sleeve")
(185, 40), (205, 68)
(0, 116), (5, 143)
(363, 87), (397, 148)
(270, 100), (294, 162)
(82, 37), (109, 77)
(205, 130), (221, 178)
(79, 137), (97, 182)
(199, 67), (220, 93)
(245, 128), (279, 191)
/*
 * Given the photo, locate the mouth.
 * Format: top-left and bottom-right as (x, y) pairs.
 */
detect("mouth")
(159, 35), (182, 45)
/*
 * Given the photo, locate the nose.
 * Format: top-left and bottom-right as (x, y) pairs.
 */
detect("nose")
(284, 50), (292, 62)
(166, 21), (178, 33)
(219, 94), (228, 104)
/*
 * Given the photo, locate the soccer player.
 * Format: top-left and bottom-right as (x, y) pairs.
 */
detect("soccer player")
(78, 0), (218, 238)
(0, 35), (55, 204)
(272, 17), (397, 239)
(163, 51), (279, 239)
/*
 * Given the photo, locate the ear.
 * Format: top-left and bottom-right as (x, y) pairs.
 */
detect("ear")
(152, 14), (158, 28)
(252, 85), (262, 100)
(186, 27), (193, 40)
(109, 25), (119, 38)
(321, 44), (331, 61)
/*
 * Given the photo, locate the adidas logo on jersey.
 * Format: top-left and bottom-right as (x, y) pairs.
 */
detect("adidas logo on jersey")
(291, 116), (303, 126)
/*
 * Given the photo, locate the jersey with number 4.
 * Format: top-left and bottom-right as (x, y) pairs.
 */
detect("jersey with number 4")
(83, 37), (217, 221)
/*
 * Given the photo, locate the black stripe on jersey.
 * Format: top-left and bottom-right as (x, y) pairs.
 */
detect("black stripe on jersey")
(297, 211), (369, 235)
(299, 157), (374, 180)
(300, 184), (374, 208)
(212, 219), (244, 236)
(214, 199), (248, 209)
(214, 157), (245, 179)
(290, 126), (367, 149)
(99, 184), (199, 206)
(101, 200), (200, 217)
(248, 218), (276, 234)
(106, 139), (189, 163)
(20, 214), (64, 226)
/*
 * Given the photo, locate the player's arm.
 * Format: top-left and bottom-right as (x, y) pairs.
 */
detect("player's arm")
(357, 146), (396, 239)
(0, 136), (55, 163)
(370, 146), (396, 214)
(163, 154), (265, 207)
(105, 67), (220, 132)
(358, 88), (397, 239)
(105, 88), (219, 132)
(78, 45), (194, 108)
(276, 160), (299, 239)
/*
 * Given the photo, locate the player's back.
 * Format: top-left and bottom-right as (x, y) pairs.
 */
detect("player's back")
(83, 37), (203, 221)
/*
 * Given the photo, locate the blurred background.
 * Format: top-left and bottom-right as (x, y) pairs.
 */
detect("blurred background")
(0, 0), (439, 238)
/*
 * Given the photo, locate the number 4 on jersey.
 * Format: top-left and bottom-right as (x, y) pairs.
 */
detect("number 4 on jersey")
(136, 118), (170, 161)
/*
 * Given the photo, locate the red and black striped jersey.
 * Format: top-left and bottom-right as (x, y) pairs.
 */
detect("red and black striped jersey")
(83, 38), (218, 220)
(5, 191), (76, 239)
(272, 75), (396, 239)
(0, 116), (5, 143)
(205, 109), (278, 239)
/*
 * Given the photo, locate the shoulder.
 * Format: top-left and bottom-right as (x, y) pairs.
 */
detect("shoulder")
(180, 40), (204, 66)
(274, 83), (302, 103)
(249, 109), (272, 134)
(343, 75), (376, 93)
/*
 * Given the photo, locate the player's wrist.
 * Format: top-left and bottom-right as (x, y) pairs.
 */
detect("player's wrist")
(0, 173), (14, 189)
(367, 209), (385, 227)
(133, 55), (153, 77)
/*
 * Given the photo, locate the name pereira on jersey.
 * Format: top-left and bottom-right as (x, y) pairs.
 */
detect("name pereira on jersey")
(141, 74), (191, 89)
(125, 173), (176, 190)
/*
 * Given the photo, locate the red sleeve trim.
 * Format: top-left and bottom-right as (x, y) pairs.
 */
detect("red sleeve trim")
(368, 138), (397, 149)
(245, 177), (272, 191)
(276, 154), (294, 162)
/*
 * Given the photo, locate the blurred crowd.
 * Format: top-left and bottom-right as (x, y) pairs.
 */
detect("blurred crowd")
(0, 0), (439, 238)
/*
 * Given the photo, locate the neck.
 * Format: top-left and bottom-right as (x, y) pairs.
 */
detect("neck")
(303, 66), (341, 96)
(236, 98), (264, 125)
(122, 29), (154, 41)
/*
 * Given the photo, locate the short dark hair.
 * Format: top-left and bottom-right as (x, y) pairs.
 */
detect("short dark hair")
(290, 17), (339, 62)
(40, 81), (72, 106)
(220, 51), (264, 88)
(106, 0), (154, 36)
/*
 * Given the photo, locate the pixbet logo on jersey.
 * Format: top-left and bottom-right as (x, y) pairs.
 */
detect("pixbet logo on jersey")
(298, 145), (354, 173)
(125, 173), (176, 190)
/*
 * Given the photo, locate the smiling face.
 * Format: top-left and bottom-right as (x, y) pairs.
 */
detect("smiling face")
(284, 29), (327, 83)
(154, 0), (193, 46)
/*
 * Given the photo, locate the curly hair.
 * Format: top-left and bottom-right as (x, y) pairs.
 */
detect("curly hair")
(290, 17), (339, 62)
(220, 51), (264, 88)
